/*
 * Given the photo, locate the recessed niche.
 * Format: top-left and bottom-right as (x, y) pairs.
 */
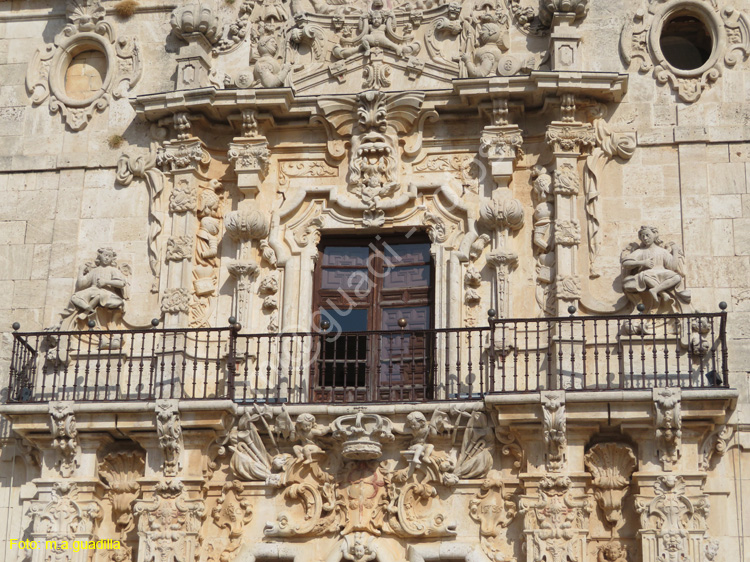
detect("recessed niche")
(659, 13), (713, 71)
(65, 49), (108, 101)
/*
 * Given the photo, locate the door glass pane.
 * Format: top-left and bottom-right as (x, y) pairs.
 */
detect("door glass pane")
(383, 265), (430, 289)
(321, 268), (370, 291)
(322, 246), (369, 266)
(320, 308), (368, 332)
(383, 243), (430, 265)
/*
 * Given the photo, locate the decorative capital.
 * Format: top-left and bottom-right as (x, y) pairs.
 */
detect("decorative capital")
(546, 123), (596, 154)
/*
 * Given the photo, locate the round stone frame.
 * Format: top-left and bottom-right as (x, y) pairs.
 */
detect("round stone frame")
(648, 1), (724, 79)
(48, 32), (114, 111)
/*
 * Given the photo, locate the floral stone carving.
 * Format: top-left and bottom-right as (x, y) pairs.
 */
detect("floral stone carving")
(584, 443), (636, 529)
(621, 0), (750, 102)
(654, 387), (681, 470)
(26, 0), (141, 130)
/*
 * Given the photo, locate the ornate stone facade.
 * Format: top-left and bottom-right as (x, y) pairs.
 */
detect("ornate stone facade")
(0, 1), (749, 561)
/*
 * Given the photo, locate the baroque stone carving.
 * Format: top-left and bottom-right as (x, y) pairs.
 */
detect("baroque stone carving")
(99, 449), (145, 542)
(60, 247), (130, 333)
(332, 412), (395, 460)
(469, 470), (517, 562)
(698, 425), (733, 472)
(134, 480), (205, 562)
(541, 391), (566, 472)
(653, 388), (681, 470)
(117, 145), (167, 292)
(166, 236), (194, 261)
(28, 482), (102, 559)
(460, 2), (511, 78)
(531, 166), (555, 316)
(155, 400), (183, 477)
(161, 288), (191, 315)
(584, 107), (636, 279)
(597, 542), (630, 562)
(539, 0), (590, 27)
(621, 226), (691, 313)
(635, 475), (712, 562)
(317, 89), (425, 225)
(584, 443), (636, 529)
(212, 481), (253, 562)
(49, 402), (81, 478)
(26, 0), (141, 130)
(519, 476), (592, 562)
(621, 0), (750, 102)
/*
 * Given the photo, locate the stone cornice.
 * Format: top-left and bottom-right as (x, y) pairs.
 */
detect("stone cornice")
(131, 71), (629, 125)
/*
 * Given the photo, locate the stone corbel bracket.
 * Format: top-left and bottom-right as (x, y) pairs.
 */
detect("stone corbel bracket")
(26, 0), (142, 130)
(620, 0), (750, 102)
(48, 401), (81, 478)
(155, 399), (183, 477)
(541, 390), (567, 472)
(653, 388), (682, 471)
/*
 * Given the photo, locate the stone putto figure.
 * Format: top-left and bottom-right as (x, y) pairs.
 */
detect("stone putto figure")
(620, 225), (691, 312)
(63, 247), (130, 330)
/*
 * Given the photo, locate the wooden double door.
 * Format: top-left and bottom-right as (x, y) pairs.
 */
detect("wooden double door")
(312, 234), (434, 402)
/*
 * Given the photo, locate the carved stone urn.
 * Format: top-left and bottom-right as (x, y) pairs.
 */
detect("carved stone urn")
(332, 413), (395, 460)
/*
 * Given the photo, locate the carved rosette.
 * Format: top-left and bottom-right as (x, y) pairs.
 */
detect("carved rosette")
(25, 0), (141, 130)
(621, 0), (750, 102)
(161, 288), (191, 315)
(332, 412), (395, 460)
(49, 402), (81, 478)
(584, 443), (636, 529)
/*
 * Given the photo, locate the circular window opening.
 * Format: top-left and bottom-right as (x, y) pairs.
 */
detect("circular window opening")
(65, 49), (108, 101)
(659, 14), (713, 71)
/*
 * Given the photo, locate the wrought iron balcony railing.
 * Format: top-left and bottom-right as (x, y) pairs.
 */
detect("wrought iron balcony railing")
(5, 310), (730, 404)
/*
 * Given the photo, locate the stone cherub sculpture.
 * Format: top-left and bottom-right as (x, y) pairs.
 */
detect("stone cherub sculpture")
(277, 408), (330, 465)
(598, 542), (629, 562)
(62, 247), (130, 331)
(333, 0), (418, 60)
(620, 225), (691, 312)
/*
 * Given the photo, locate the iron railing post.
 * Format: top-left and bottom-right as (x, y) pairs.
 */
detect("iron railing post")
(227, 318), (239, 401)
(719, 302), (729, 387)
(488, 309), (496, 393)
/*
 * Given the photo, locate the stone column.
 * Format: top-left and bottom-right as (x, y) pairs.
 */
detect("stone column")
(478, 99), (525, 318)
(158, 112), (209, 329)
(541, 0), (589, 71)
(545, 98), (596, 316)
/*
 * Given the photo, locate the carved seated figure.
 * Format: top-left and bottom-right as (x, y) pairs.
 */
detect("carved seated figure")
(361, 6), (402, 57)
(252, 36), (292, 88)
(620, 225), (691, 312)
(65, 248), (129, 330)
